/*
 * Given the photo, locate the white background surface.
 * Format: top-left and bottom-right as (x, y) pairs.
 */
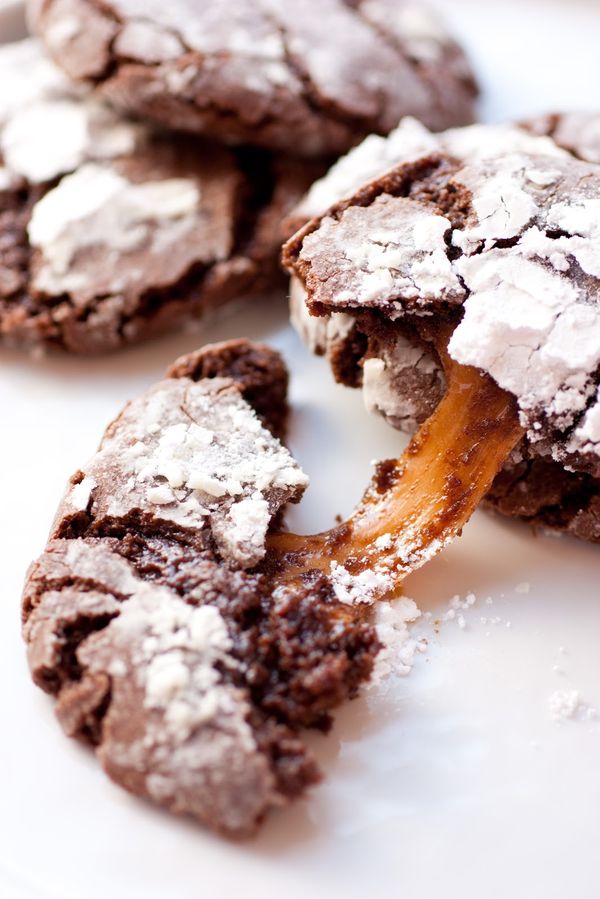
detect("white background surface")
(2, 2), (600, 897)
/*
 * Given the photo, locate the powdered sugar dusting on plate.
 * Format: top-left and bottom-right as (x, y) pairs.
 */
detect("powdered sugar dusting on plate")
(371, 597), (427, 684)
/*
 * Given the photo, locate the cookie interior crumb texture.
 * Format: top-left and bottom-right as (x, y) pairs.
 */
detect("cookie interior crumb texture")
(0, 38), (324, 353)
(285, 118), (600, 543)
(28, 0), (478, 157)
(22, 339), (380, 838)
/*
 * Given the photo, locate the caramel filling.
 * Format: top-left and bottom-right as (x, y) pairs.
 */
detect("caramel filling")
(268, 341), (524, 600)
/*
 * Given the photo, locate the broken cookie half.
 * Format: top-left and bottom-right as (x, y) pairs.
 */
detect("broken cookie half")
(23, 340), (379, 836)
(285, 118), (600, 542)
(23, 335), (522, 836)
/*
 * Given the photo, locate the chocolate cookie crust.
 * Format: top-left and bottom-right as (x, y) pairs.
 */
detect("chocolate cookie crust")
(28, 0), (477, 157)
(23, 340), (378, 836)
(0, 39), (323, 353)
(285, 129), (600, 542)
(525, 111), (600, 165)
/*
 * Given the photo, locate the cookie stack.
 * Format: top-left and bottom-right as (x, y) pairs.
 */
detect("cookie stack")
(1, 0), (477, 352)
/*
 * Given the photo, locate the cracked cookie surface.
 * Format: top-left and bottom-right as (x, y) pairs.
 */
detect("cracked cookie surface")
(28, 0), (477, 157)
(525, 111), (600, 165)
(285, 124), (600, 541)
(0, 39), (323, 353)
(22, 339), (379, 837)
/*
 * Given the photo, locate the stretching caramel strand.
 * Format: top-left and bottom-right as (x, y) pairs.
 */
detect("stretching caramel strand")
(267, 331), (524, 599)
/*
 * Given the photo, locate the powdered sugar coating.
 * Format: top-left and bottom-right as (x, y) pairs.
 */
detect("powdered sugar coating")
(329, 561), (393, 605)
(0, 41), (240, 310)
(0, 37), (73, 127)
(79, 584), (278, 834)
(297, 118), (566, 222)
(526, 111), (600, 166)
(60, 376), (308, 567)
(300, 196), (462, 315)
(23, 538), (279, 835)
(362, 336), (445, 431)
(290, 139), (600, 475)
(0, 38), (141, 183)
(371, 596), (423, 683)
(447, 153), (600, 467)
(31, 0), (477, 156)
(28, 164), (202, 299)
(2, 97), (139, 184)
(329, 529), (452, 606)
(360, 0), (452, 62)
(114, 20), (185, 62)
(289, 276), (356, 356)
(0, 38), (246, 349)
(0, 37), (327, 353)
(290, 273), (444, 432)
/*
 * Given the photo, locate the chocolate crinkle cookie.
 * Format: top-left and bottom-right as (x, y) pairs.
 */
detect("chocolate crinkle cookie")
(22, 339), (379, 837)
(27, 0), (478, 157)
(524, 111), (600, 165)
(0, 39), (323, 353)
(284, 119), (600, 542)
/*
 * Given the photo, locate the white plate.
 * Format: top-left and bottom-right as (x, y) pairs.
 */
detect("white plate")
(2, 2), (600, 898)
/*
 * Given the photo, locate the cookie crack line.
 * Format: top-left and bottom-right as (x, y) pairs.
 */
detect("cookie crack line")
(258, 2), (389, 138)
(125, 14), (192, 59)
(347, 0), (446, 111)
(89, 0), (126, 84)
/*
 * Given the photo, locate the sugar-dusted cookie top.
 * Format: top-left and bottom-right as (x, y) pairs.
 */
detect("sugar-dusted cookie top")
(28, 0), (477, 156)
(286, 142), (600, 481)
(0, 39), (322, 353)
(23, 340), (379, 837)
(294, 117), (567, 223)
(525, 111), (600, 165)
